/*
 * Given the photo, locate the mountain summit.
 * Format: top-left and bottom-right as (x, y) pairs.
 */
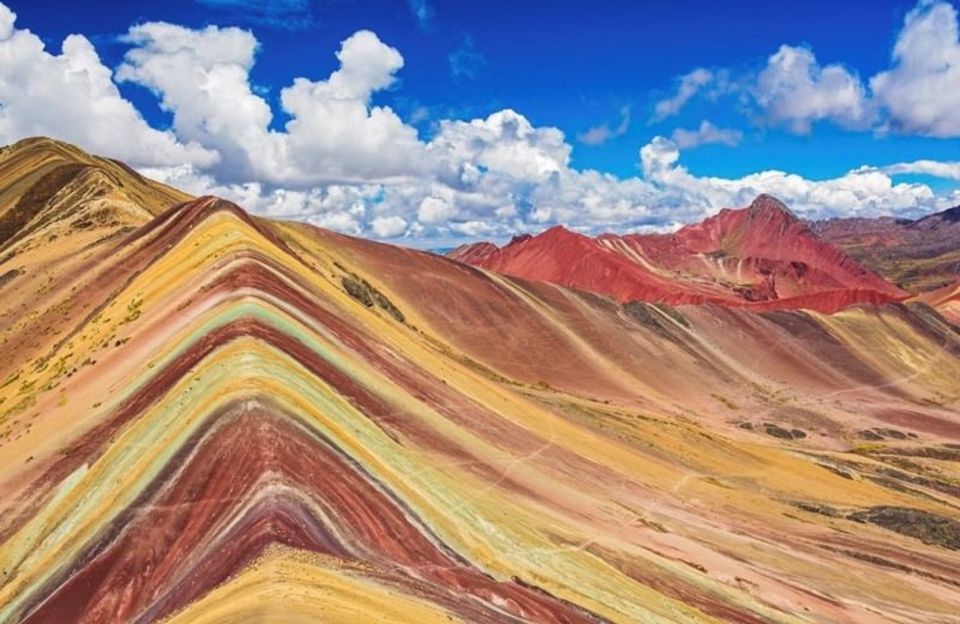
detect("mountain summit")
(450, 194), (905, 313)
(0, 136), (190, 257)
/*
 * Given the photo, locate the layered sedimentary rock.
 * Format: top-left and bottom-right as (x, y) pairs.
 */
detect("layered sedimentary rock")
(451, 195), (907, 313)
(0, 137), (189, 249)
(1, 139), (960, 623)
(917, 280), (960, 325)
(812, 205), (960, 293)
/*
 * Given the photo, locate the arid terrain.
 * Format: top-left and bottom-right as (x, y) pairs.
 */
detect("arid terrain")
(1, 138), (959, 623)
(812, 208), (960, 293)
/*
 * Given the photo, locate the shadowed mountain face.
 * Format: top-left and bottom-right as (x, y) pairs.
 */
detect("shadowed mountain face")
(1, 139), (960, 623)
(450, 194), (908, 314)
(812, 206), (960, 294)
(0, 137), (190, 254)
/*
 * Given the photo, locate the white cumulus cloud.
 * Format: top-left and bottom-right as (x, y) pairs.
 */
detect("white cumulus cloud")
(0, 6), (216, 167)
(371, 215), (408, 238)
(118, 24), (425, 185)
(429, 109), (570, 182)
(656, 1), (960, 139)
(0, 3), (14, 40)
(754, 45), (870, 133)
(417, 196), (458, 224)
(639, 136), (939, 222)
(871, 0), (960, 137)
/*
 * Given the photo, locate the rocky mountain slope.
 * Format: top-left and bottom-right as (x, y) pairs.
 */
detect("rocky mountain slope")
(451, 195), (907, 313)
(1, 139), (959, 623)
(812, 205), (960, 293)
(0, 137), (189, 253)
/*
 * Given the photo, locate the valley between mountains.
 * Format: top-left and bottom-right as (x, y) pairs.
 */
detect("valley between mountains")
(1, 138), (959, 623)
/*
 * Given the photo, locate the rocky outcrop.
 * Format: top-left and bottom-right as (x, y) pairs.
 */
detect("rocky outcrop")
(849, 506), (960, 550)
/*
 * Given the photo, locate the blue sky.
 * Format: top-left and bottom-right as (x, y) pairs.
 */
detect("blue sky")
(1, 0), (959, 242)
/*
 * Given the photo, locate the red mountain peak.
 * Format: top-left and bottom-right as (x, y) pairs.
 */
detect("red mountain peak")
(448, 241), (499, 263)
(537, 223), (583, 241)
(746, 193), (799, 222)
(506, 233), (534, 247)
(448, 193), (907, 312)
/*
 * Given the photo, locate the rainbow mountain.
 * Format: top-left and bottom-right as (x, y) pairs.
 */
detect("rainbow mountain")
(1, 138), (959, 623)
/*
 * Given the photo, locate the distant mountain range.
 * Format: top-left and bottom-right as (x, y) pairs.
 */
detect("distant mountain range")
(812, 206), (960, 292)
(450, 194), (960, 318)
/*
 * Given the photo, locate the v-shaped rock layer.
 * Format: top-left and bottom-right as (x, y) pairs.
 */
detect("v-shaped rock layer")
(1, 140), (960, 623)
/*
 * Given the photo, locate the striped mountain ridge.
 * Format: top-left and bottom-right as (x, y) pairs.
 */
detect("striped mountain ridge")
(918, 280), (960, 326)
(812, 205), (960, 293)
(0, 139), (959, 622)
(449, 195), (911, 314)
(0, 137), (190, 256)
